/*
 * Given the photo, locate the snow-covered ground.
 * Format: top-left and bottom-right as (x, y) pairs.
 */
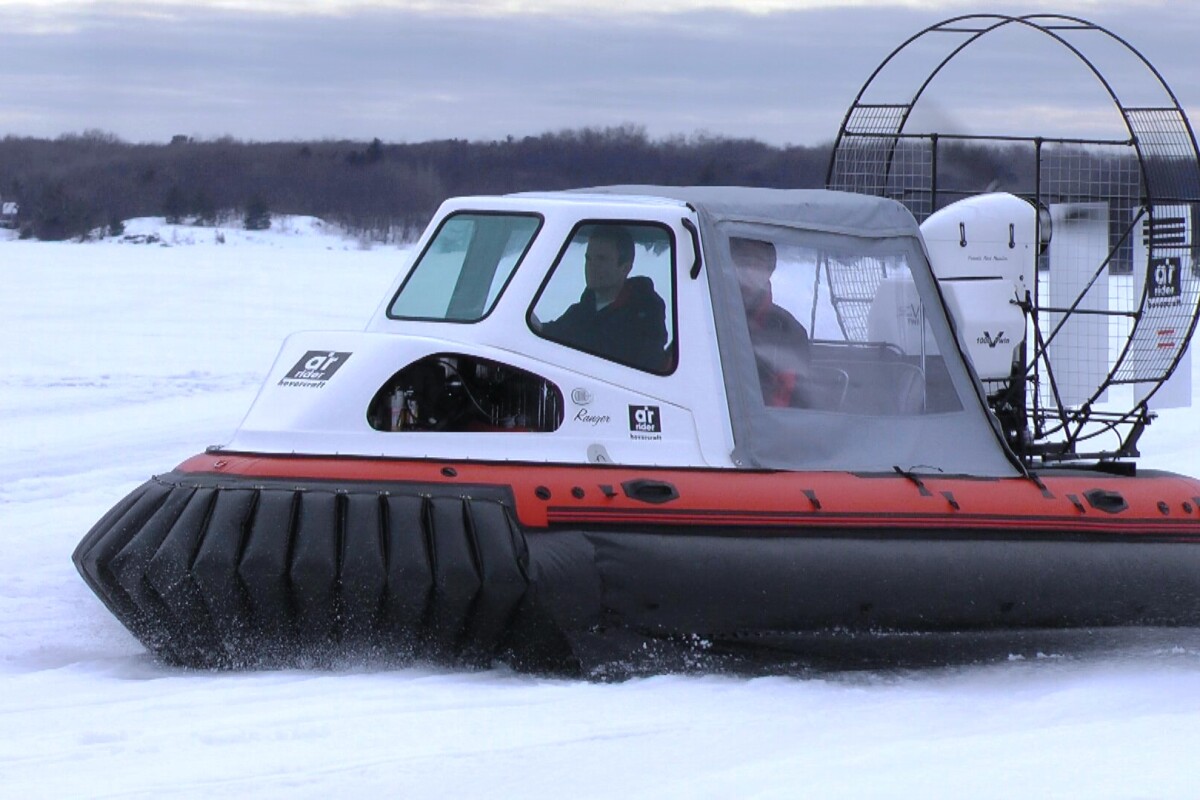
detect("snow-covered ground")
(3, 220), (1200, 798)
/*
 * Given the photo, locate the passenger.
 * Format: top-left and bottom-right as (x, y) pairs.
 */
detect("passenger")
(540, 225), (668, 371)
(730, 237), (811, 407)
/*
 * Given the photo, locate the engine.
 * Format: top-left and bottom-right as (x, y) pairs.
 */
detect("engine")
(367, 353), (563, 433)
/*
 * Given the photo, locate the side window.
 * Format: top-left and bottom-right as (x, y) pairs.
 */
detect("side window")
(389, 212), (541, 321)
(727, 231), (962, 415)
(530, 222), (676, 374)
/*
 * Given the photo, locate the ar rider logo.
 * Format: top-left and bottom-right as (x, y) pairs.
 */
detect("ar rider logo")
(628, 405), (662, 440)
(1148, 257), (1182, 304)
(280, 351), (351, 388)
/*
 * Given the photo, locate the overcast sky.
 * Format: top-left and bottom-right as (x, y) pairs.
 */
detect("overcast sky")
(0, 0), (1197, 146)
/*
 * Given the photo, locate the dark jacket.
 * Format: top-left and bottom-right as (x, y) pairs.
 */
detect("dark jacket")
(542, 276), (668, 371)
(747, 297), (811, 406)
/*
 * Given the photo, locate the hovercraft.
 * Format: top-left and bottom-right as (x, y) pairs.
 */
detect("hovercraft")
(74, 186), (1200, 672)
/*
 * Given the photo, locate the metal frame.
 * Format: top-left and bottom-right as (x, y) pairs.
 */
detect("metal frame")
(827, 13), (1200, 464)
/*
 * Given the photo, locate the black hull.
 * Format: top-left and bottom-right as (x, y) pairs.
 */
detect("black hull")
(74, 470), (1200, 673)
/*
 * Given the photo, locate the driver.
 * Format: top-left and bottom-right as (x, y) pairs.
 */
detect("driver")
(539, 225), (667, 371)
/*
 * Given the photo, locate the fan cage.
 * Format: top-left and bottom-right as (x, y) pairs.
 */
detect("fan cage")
(827, 14), (1200, 464)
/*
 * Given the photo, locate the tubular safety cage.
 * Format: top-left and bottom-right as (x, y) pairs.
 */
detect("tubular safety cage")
(827, 13), (1200, 464)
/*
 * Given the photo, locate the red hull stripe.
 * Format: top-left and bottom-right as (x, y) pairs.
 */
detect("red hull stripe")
(178, 453), (1200, 538)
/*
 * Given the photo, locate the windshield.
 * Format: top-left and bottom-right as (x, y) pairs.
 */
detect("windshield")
(389, 212), (541, 321)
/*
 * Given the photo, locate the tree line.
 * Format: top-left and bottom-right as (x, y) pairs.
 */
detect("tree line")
(2, 127), (1178, 245)
(0, 127), (833, 242)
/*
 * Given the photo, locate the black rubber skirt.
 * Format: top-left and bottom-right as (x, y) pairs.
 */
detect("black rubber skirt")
(75, 470), (1200, 673)
(73, 471), (544, 668)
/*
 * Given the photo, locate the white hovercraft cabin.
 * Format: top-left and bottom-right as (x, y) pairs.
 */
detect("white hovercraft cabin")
(228, 187), (1024, 477)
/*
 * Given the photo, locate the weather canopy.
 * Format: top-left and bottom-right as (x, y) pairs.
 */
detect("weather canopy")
(581, 186), (1022, 476)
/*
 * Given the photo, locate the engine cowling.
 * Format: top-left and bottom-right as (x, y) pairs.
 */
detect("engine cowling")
(920, 193), (1037, 384)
